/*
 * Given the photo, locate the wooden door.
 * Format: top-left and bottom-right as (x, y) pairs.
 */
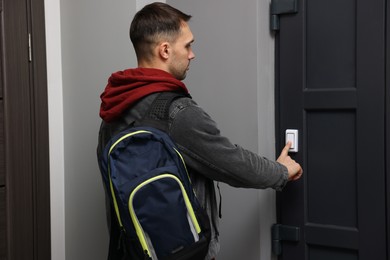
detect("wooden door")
(275, 0), (387, 259)
(0, 0), (50, 259)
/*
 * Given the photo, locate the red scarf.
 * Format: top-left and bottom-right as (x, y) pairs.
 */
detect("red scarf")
(99, 68), (189, 122)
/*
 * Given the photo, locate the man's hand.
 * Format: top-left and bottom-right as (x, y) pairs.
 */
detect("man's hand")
(277, 142), (303, 181)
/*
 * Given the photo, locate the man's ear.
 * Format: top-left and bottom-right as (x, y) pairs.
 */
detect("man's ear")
(158, 42), (170, 60)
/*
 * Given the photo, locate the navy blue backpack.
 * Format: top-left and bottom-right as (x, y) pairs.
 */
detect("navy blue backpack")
(99, 92), (211, 260)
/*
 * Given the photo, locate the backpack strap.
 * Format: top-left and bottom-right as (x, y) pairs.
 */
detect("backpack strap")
(136, 91), (190, 132)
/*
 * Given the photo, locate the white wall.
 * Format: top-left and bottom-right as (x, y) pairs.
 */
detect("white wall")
(257, 0), (277, 257)
(60, 0), (140, 259)
(168, 1), (276, 259)
(44, 0), (65, 259)
(46, 0), (275, 259)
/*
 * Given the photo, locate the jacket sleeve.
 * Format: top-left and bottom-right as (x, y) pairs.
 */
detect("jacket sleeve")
(169, 101), (288, 191)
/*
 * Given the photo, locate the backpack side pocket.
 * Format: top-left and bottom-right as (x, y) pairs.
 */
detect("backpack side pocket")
(129, 172), (202, 259)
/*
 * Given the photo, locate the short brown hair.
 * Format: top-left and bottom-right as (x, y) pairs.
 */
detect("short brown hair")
(130, 2), (192, 61)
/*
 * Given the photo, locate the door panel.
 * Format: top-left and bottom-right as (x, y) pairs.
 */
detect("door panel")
(387, 0), (390, 255)
(0, 0), (3, 187)
(306, 111), (357, 228)
(0, 188), (5, 259)
(276, 0), (387, 259)
(306, 0), (356, 90)
(0, 0), (4, 257)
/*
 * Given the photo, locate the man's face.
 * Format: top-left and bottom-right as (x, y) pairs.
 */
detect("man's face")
(168, 22), (195, 80)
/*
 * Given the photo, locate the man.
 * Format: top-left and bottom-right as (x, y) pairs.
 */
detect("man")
(97, 2), (303, 259)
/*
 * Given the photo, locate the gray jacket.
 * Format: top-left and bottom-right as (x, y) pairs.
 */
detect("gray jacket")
(98, 93), (288, 259)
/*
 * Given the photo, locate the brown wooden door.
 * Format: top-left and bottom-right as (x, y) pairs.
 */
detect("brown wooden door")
(0, 0), (50, 259)
(0, 1), (6, 257)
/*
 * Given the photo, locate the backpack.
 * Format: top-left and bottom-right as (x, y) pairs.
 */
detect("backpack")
(99, 92), (211, 260)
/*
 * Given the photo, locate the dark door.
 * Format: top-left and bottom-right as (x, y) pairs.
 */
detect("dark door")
(275, 0), (387, 259)
(0, 0), (50, 259)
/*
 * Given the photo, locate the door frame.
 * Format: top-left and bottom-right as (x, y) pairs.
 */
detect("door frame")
(386, 1), (390, 257)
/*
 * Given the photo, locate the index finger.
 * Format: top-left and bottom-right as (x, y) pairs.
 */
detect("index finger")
(281, 141), (292, 155)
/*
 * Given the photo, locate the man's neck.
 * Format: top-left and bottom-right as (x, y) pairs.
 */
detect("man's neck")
(138, 60), (167, 71)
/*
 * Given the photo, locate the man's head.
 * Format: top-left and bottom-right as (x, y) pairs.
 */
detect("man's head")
(130, 2), (195, 80)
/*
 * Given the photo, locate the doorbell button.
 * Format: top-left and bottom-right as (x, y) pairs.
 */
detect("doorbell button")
(285, 129), (298, 153)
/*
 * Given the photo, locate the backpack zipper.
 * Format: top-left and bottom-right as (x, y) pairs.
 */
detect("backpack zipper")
(107, 130), (152, 231)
